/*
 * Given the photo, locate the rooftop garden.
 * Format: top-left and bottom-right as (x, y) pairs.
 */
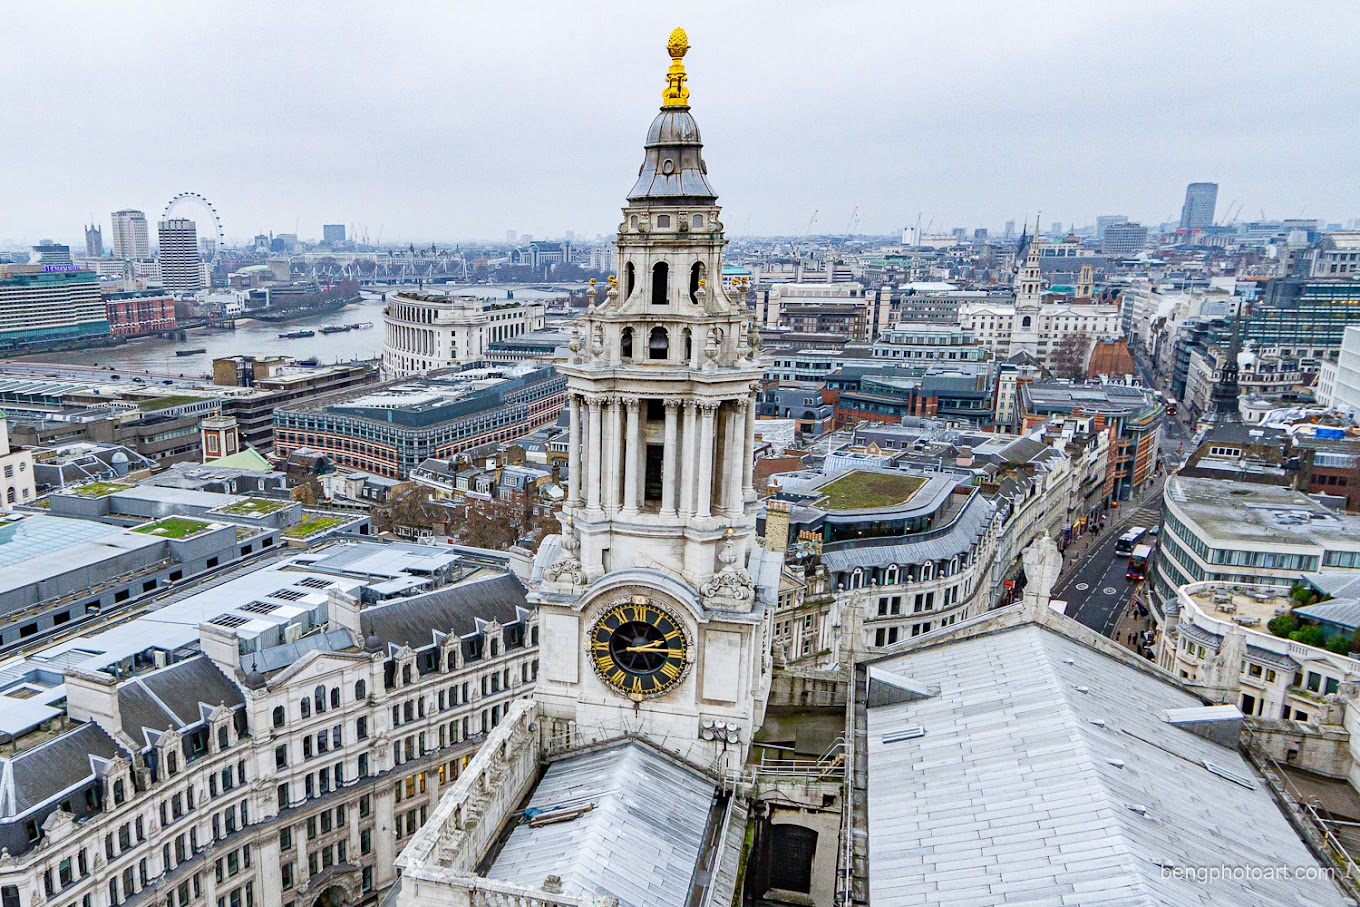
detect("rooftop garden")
(67, 481), (132, 498)
(216, 498), (290, 517)
(816, 471), (925, 512)
(282, 515), (348, 540)
(136, 395), (204, 412)
(134, 517), (212, 540)
(1266, 583), (1354, 655)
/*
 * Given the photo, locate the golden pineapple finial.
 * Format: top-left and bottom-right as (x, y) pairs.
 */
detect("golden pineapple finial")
(662, 28), (691, 108)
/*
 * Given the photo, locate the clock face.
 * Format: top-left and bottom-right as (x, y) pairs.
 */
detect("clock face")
(589, 597), (689, 698)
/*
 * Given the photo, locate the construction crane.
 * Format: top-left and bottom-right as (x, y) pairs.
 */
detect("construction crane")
(790, 209), (819, 270)
(834, 204), (860, 258)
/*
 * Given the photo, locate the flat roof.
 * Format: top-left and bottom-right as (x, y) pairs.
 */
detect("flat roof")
(1168, 476), (1360, 551)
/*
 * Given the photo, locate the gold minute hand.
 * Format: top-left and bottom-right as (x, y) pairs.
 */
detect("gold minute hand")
(625, 641), (666, 652)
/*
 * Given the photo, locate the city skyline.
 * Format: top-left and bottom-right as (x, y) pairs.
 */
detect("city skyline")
(2, 2), (1357, 245)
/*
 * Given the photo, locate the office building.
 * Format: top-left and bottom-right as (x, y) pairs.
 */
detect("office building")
(103, 293), (176, 337)
(273, 365), (566, 478)
(1330, 325), (1360, 420)
(0, 266), (109, 351)
(111, 210), (151, 260)
(0, 541), (537, 907)
(157, 219), (205, 295)
(30, 243), (73, 268)
(1094, 214), (1127, 241)
(1020, 381), (1162, 502)
(1100, 221), (1148, 256)
(322, 224), (346, 244)
(382, 294), (546, 378)
(212, 358), (379, 452)
(84, 225), (103, 258)
(1153, 476), (1360, 605)
(1250, 277), (1360, 360)
(1179, 181), (1219, 231)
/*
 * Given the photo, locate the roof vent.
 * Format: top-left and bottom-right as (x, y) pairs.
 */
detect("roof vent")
(1089, 719), (1107, 728)
(1162, 705), (1243, 749)
(866, 667), (938, 708)
(1203, 760), (1256, 790)
(1075, 686), (1090, 694)
(1062, 658), (1076, 665)
(1127, 804), (1148, 816)
(1107, 759), (1126, 769)
(882, 726), (926, 744)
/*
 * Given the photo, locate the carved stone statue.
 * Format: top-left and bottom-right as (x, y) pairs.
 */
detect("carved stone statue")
(1021, 532), (1063, 613)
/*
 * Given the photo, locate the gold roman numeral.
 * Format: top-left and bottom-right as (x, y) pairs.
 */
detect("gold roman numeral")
(661, 660), (682, 681)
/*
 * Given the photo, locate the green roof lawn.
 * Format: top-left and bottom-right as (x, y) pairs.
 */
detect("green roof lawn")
(68, 481), (132, 498)
(817, 471), (926, 511)
(134, 517), (211, 539)
(282, 515), (348, 539)
(136, 395), (203, 412)
(216, 498), (289, 516)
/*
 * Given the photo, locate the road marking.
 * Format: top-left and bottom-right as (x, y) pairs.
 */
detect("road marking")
(1103, 587), (1117, 595)
(1076, 583), (1089, 591)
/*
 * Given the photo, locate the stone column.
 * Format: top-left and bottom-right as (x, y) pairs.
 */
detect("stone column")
(604, 396), (622, 513)
(727, 399), (747, 515)
(622, 398), (640, 515)
(696, 401), (717, 518)
(567, 393), (582, 507)
(743, 389), (758, 499)
(586, 395), (603, 513)
(662, 399), (680, 516)
(679, 401), (697, 518)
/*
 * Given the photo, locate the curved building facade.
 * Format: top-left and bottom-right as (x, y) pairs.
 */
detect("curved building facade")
(382, 294), (545, 378)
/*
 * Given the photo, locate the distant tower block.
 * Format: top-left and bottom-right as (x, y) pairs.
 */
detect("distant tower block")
(201, 414), (240, 462)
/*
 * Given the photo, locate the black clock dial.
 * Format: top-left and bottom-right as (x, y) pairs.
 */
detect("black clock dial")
(589, 599), (688, 697)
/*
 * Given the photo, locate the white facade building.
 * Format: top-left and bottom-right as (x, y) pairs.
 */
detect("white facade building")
(957, 237), (1119, 369)
(111, 210), (151, 261)
(0, 545), (538, 907)
(381, 294), (546, 378)
(1328, 324), (1360, 421)
(0, 416), (34, 510)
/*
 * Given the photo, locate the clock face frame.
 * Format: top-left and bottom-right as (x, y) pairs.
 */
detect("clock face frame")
(587, 595), (690, 699)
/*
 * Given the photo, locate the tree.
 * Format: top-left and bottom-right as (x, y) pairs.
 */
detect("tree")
(1051, 330), (1091, 381)
(460, 500), (522, 551)
(376, 483), (439, 536)
(1268, 613), (1299, 638)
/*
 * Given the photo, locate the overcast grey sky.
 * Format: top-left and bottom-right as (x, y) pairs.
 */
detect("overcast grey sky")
(2, 1), (1355, 246)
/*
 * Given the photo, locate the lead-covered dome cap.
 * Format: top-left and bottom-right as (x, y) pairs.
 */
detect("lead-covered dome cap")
(626, 27), (717, 206)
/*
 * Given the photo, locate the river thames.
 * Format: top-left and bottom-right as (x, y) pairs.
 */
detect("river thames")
(17, 287), (576, 379)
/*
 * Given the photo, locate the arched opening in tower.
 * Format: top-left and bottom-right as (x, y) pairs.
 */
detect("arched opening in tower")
(651, 262), (669, 305)
(648, 326), (669, 360)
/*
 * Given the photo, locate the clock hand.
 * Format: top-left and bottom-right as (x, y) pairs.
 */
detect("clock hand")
(624, 641), (666, 652)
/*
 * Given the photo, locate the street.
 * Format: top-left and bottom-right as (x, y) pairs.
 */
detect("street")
(1054, 496), (1163, 637)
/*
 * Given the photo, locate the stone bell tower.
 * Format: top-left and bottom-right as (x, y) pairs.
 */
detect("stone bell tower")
(1012, 214), (1044, 357)
(531, 28), (779, 771)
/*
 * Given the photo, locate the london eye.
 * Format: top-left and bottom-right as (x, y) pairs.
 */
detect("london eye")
(162, 192), (225, 261)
